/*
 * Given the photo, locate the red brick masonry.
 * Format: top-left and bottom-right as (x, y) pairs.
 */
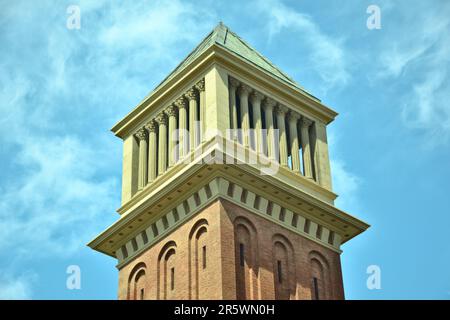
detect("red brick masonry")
(118, 198), (344, 300)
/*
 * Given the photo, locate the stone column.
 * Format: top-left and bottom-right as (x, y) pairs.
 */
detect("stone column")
(145, 120), (157, 183)
(175, 97), (188, 159)
(300, 117), (313, 179)
(195, 79), (205, 142)
(287, 111), (301, 173)
(135, 128), (148, 190)
(263, 97), (277, 159)
(310, 121), (332, 189)
(229, 77), (240, 140)
(186, 88), (198, 151)
(156, 112), (167, 175)
(238, 84), (252, 147)
(166, 105), (177, 167)
(276, 105), (289, 168)
(250, 91), (264, 154)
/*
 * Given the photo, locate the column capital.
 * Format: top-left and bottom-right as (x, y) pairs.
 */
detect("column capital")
(287, 110), (301, 122)
(194, 78), (205, 92)
(238, 84), (252, 97)
(155, 112), (167, 125)
(185, 88), (197, 101)
(145, 120), (157, 132)
(174, 97), (187, 109)
(249, 91), (265, 104)
(275, 104), (289, 115)
(229, 77), (240, 89)
(301, 116), (313, 127)
(135, 127), (148, 140)
(263, 97), (277, 110)
(165, 104), (177, 117)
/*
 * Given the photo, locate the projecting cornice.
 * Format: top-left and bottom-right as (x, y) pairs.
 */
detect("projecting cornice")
(87, 137), (369, 260)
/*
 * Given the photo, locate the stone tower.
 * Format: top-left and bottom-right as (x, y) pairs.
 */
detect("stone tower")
(88, 23), (369, 300)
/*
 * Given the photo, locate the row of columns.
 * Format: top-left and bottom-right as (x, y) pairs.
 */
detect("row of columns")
(133, 76), (316, 191)
(134, 79), (205, 190)
(229, 77), (315, 179)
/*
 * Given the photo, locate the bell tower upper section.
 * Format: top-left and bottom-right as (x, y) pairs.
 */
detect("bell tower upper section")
(115, 23), (337, 206)
(88, 23), (368, 269)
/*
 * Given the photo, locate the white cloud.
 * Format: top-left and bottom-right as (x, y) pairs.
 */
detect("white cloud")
(379, 44), (427, 78)
(0, 273), (35, 300)
(331, 159), (361, 212)
(327, 130), (361, 213)
(254, 0), (350, 90)
(0, 136), (118, 256)
(377, 3), (450, 143)
(0, 71), (118, 257)
(99, 0), (205, 50)
(403, 68), (450, 137)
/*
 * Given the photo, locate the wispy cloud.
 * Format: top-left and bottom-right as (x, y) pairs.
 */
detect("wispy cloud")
(253, 0), (350, 91)
(331, 159), (361, 212)
(0, 59), (117, 258)
(0, 273), (36, 300)
(328, 131), (362, 213)
(377, 2), (450, 144)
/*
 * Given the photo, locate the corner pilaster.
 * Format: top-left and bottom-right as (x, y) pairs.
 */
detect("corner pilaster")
(204, 65), (230, 140)
(121, 133), (139, 204)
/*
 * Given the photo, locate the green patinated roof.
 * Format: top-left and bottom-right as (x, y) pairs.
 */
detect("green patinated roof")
(152, 22), (315, 98)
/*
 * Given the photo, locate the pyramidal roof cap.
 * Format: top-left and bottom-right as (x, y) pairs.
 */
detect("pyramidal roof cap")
(152, 22), (317, 99)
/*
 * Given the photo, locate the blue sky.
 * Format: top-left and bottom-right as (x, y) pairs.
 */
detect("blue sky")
(0, 0), (449, 299)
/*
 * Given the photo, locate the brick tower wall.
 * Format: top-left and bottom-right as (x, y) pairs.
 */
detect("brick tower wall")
(118, 198), (344, 300)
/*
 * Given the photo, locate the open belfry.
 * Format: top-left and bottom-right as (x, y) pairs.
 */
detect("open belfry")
(88, 23), (369, 300)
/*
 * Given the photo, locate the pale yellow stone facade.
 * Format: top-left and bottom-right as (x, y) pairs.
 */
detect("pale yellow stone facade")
(88, 23), (368, 299)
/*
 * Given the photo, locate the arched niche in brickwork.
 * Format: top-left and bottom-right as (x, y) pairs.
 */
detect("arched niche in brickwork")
(157, 241), (177, 300)
(127, 262), (147, 300)
(308, 250), (331, 300)
(188, 218), (209, 299)
(233, 216), (259, 300)
(272, 234), (297, 300)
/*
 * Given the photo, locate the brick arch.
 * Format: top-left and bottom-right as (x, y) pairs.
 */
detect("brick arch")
(233, 216), (259, 300)
(308, 250), (331, 299)
(127, 262), (147, 300)
(272, 233), (295, 253)
(272, 234), (297, 300)
(157, 241), (177, 299)
(188, 218), (209, 239)
(233, 215), (257, 234)
(188, 218), (209, 299)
